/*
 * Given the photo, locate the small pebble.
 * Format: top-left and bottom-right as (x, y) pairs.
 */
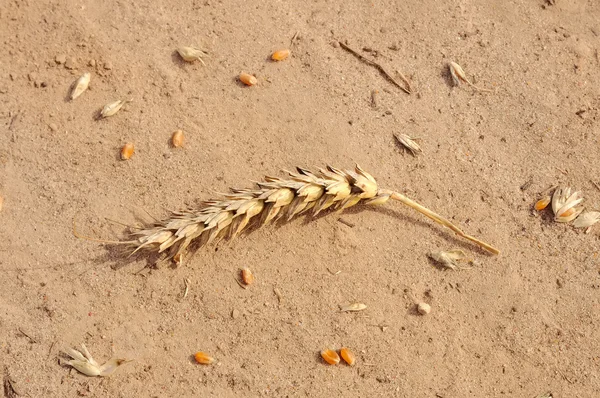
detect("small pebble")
(64, 58), (77, 70)
(55, 54), (66, 64)
(103, 61), (113, 70)
(48, 123), (58, 132)
(231, 309), (240, 319)
(417, 302), (431, 315)
(88, 59), (96, 67)
(171, 129), (184, 148)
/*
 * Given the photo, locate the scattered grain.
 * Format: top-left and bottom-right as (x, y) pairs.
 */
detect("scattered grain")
(321, 349), (340, 365)
(194, 351), (215, 365)
(340, 347), (356, 366)
(172, 129), (184, 148)
(120, 143), (134, 160)
(534, 196), (551, 211)
(271, 49), (290, 61)
(239, 72), (257, 86)
(241, 267), (254, 285)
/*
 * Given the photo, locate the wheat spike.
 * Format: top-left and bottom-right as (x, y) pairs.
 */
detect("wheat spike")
(124, 165), (499, 259)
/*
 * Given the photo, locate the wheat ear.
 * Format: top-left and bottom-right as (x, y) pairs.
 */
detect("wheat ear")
(127, 165), (500, 259)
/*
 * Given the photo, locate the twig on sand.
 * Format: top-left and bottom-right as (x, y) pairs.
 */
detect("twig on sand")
(339, 41), (411, 94)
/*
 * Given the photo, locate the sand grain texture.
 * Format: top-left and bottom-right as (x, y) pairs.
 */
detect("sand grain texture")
(1, 0), (599, 396)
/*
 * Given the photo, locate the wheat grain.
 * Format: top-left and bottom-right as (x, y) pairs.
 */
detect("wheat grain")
(85, 165), (499, 259)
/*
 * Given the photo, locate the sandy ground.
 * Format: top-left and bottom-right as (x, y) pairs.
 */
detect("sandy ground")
(1, 0), (600, 396)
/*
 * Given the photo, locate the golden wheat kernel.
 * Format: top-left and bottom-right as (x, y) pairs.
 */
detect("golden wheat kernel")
(172, 129), (184, 148)
(239, 72), (257, 86)
(534, 197), (551, 211)
(559, 208), (576, 218)
(339, 347), (356, 366)
(194, 351), (215, 365)
(241, 267), (254, 285)
(120, 143), (134, 160)
(320, 349), (340, 365)
(173, 253), (183, 265)
(271, 49), (290, 61)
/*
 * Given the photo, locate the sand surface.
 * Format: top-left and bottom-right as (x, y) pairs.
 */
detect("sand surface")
(1, 0), (600, 396)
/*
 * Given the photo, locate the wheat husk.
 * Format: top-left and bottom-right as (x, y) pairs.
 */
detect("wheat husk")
(97, 165), (499, 259)
(552, 187), (584, 223)
(61, 344), (131, 377)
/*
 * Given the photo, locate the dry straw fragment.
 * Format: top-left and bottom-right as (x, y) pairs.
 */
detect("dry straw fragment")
(70, 72), (90, 100)
(177, 46), (208, 65)
(340, 302), (367, 312)
(394, 133), (422, 156)
(573, 211), (600, 229)
(61, 344), (131, 377)
(82, 165), (499, 260)
(449, 61), (492, 92)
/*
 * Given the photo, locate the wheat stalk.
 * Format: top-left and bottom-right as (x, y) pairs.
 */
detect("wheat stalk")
(94, 165), (499, 259)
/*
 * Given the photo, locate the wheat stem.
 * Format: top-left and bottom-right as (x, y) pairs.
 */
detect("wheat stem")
(381, 189), (499, 254)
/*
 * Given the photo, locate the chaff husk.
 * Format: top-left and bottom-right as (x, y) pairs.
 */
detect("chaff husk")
(177, 46), (208, 65)
(70, 72), (90, 100)
(573, 211), (600, 229)
(449, 61), (492, 92)
(428, 249), (467, 270)
(114, 165), (499, 259)
(100, 99), (131, 118)
(61, 344), (131, 377)
(394, 133), (422, 156)
(552, 187), (584, 223)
